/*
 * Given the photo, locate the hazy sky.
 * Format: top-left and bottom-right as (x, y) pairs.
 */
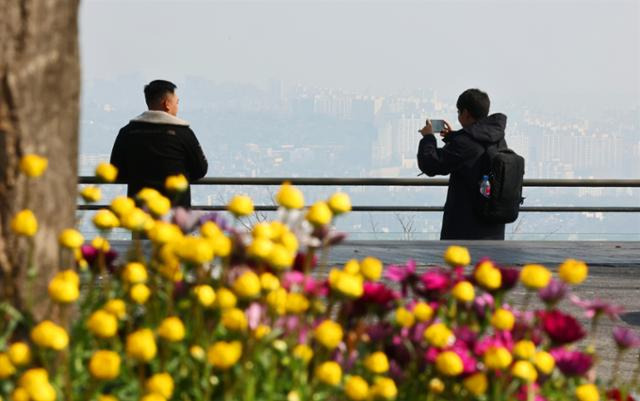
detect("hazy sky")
(80, 0), (639, 105)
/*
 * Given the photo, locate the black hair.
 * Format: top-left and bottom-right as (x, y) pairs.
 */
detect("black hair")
(456, 89), (490, 120)
(144, 80), (177, 108)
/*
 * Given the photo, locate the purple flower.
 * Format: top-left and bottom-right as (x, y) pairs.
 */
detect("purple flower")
(550, 347), (593, 376)
(499, 267), (520, 290)
(538, 279), (568, 305)
(198, 211), (230, 231)
(172, 207), (202, 233)
(612, 326), (640, 350)
(570, 295), (624, 320)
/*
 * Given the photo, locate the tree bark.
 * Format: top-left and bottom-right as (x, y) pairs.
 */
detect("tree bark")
(0, 0), (81, 319)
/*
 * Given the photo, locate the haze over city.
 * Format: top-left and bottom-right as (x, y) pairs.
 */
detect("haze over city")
(78, 0), (640, 240)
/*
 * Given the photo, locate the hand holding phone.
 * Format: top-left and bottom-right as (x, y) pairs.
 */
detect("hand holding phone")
(430, 119), (446, 133)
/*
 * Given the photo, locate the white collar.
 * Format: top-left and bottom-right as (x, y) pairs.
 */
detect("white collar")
(130, 110), (189, 126)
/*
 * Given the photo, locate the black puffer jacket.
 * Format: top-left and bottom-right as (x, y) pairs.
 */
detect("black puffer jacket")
(417, 114), (508, 240)
(110, 111), (208, 207)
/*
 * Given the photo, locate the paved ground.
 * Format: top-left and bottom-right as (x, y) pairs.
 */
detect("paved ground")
(113, 240), (640, 381)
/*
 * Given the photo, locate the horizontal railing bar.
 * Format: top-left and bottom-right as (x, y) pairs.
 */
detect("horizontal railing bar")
(76, 205), (640, 213)
(78, 176), (640, 187)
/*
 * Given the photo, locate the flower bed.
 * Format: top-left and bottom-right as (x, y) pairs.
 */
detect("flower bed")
(1, 156), (639, 401)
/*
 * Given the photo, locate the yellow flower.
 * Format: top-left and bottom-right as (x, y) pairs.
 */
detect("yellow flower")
(221, 308), (248, 331)
(12, 387), (30, 401)
(534, 351), (555, 375)
(148, 222), (183, 244)
(216, 288), (237, 309)
(10, 210), (38, 237)
(276, 182), (305, 209)
(104, 299), (127, 319)
(484, 346), (513, 370)
(207, 341), (242, 369)
(293, 344), (313, 363)
(491, 308), (515, 331)
(424, 322), (455, 348)
(210, 234), (232, 258)
(19, 154), (48, 177)
(190, 345), (205, 360)
(96, 162), (118, 182)
(247, 237), (273, 260)
(344, 375), (369, 400)
(165, 174), (188, 192)
(267, 288), (287, 315)
(314, 320), (343, 350)
(80, 186), (102, 202)
(194, 285), (216, 307)
(463, 372), (488, 396)
(435, 351), (464, 376)
(176, 236), (214, 264)
(371, 376), (397, 400)
(558, 258), (588, 285)
(395, 307), (415, 328)
(0, 353), (16, 379)
(474, 260), (502, 290)
(201, 221), (222, 238)
(280, 231), (299, 254)
(360, 256), (382, 281)
(8, 342), (31, 366)
(315, 361), (342, 386)
(513, 340), (536, 360)
(364, 352), (389, 374)
(452, 281), (475, 302)
(158, 317), (185, 342)
(512, 360), (538, 383)
(413, 302), (434, 322)
(329, 270), (364, 298)
(228, 195), (254, 217)
(267, 244), (294, 270)
(48, 270), (80, 303)
(58, 228), (84, 249)
(120, 208), (151, 231)
(344, 259), (360, 275)
(253, 324), (271, 339)
(146, 372), (174, 398)
(520, 264), (551, 289)
(98, 395), (118, 401)
(130, 284), (151, 304)
(575, 383), (600, 401)
(443, 245), (471, 267)
(252, 222), (274, 239)
(286, 292), (310, 314)
(31, 320), (68, 350)
(19, 368), (56, 401)
(87, 310), (118, 338)
(92, 236), (111, 251)
(89, 350), (120, 380)
(233, 271), (262, 298)
(429, 378), (445, 394)
(110, 196), (135, 216)
(306, 201), (333, 226)
(140, 394), (165, 401)
(92, 209), (120, 230)
(327, 192), (351, 215)
(126, 329), (157, 362)
(147, 195), (171, 216)
(137, 187), (161, 203)
(260, 272), (280, 291)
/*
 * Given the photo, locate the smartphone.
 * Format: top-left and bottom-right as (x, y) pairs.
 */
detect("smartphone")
(430, 119), (445, 133)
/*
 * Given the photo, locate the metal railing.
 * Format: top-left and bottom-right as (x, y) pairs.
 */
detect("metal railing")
(77, 177), (640, 213)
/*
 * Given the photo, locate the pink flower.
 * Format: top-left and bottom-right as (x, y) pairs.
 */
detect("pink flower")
(474, 332), (514, 355)
(473, 292), (494, 319)
(361, 282), (399, 306)
(540, 310), (586, 345)
(550, 347), (592, 376)
(570, 295), (624, 320)
(538, 279), (568, 305)
(451, 340), (478, 374)
(420, 268), (450, 293)
(612, 326), (640, 350)
(516, 383), (546, 401)
(246, 302), (264, 330)
(385, 259), (416, 283)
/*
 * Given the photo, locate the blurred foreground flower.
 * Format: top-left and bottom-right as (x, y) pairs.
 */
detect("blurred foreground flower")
(19, 154), (48, 177)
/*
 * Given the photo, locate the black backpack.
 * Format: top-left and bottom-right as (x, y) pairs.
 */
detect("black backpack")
(475, 144), (525, 224)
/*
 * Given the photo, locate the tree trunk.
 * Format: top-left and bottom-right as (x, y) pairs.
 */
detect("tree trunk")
(0, 0), (81, 320)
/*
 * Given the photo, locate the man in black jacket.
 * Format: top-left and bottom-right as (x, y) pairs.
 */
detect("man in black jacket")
(417, 89), (506, 240)
(110, 80), (208, 207)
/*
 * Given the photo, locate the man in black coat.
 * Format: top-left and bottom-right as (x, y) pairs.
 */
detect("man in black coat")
(417, 89), (507, 240)
(110, 80), (208, 207)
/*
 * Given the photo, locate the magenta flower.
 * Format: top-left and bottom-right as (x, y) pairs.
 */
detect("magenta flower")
(499, 267), (520, 290)
(451, 340), (478, 374)
(570, 295), (624, 320)
(385, 259), (416, 283)
(612, 326), (640, 350)
(474, 331), (514, 355)
(420, 268), (450, 293)
(473, 292), (495, 319)
(550, 347), (593, 376)
(540, 310), (586, 345)
(538, 279), (568, 305)
(360, 282), (399, 306)
(81, 244), (118, 272)
(292, 252), (318, 272)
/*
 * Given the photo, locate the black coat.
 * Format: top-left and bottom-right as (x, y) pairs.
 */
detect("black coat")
(110, 112), (208, 207)
(417, 114), (508, 240)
